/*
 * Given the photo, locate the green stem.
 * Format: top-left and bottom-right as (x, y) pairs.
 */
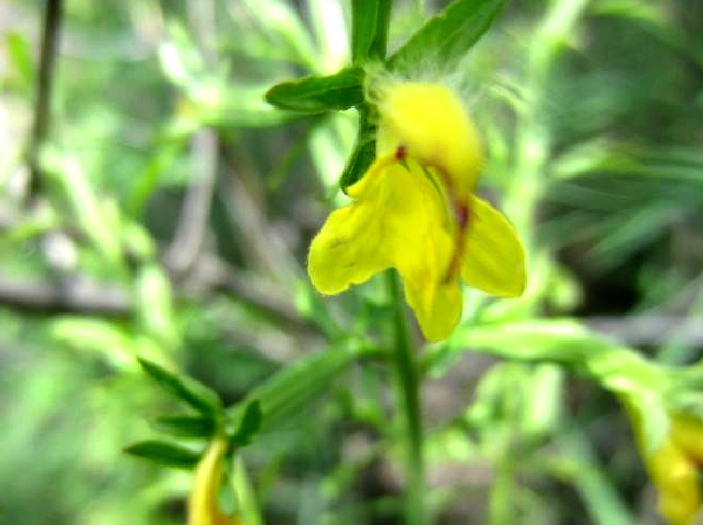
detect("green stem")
(232, 455), (265, 525)
(386, 270), (427, 525)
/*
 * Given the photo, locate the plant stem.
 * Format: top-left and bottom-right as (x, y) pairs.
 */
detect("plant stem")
(386, 270), (427, 525)
(28, 0), (64, 198)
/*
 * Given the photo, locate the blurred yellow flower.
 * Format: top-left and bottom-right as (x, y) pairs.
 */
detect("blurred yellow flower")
(644, 415), (703, 525)
(308, 81), (526, 341)
(189, 438), (242, 525)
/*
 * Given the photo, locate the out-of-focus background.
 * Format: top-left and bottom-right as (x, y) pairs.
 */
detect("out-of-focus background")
(2, 0), (703, 524)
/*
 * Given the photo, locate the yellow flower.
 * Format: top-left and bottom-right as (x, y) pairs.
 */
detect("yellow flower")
(644, 415), (703, 525)
(189, 438), (242, 525)
(308, 81), (526, 341)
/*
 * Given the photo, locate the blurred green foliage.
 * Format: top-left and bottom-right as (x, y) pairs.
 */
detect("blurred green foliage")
(2, 0), (703, 524)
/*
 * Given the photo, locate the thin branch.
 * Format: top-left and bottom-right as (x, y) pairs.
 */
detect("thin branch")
(0, 277), (129, 316)
(28, 0), (64, 197)
(164, 129), (219, 275)
(164, 0), (219, 276)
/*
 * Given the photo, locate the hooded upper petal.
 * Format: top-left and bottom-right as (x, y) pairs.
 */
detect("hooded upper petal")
(377, 82), (483, 197)
(461, 195), (526, 297)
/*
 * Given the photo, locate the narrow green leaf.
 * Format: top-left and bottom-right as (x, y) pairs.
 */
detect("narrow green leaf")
(389, 0), (507, 73)
(153, 415), (215, 439)
(231, 400), (262, 446)
(226, 346), (358, 431)
(556, 430), (636, 525)
(339, 106), (376, 190)
(351, 0), (392, 63)
(138, 357), (222, 416)
(265, 67), (364, 113)
(124, 440), (201, 469)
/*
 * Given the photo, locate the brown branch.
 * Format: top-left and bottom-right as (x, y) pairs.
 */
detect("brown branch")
(28, 0), (64, 197)
(164, 0), (219, 276)
(0, 277), (129, 316)
(164, 129), (219, 275)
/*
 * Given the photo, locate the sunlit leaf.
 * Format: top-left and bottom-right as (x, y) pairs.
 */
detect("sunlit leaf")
(6, 32), (33, 84)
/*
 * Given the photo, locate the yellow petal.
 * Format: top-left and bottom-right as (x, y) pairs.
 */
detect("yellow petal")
(385, 162), (461, 341)
(377, 82), (483, 196)
(308, 157), (395, 295)
(402, 275), (462, 342)
(308, 157), (462, 341)
(461, 195), (526, 297)
(189, 438), (241, 525)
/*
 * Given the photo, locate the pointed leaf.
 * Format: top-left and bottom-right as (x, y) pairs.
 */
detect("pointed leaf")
(265, 67), (364, 113)
(124, 440), (201, 469)
(138, 357), (222, 415)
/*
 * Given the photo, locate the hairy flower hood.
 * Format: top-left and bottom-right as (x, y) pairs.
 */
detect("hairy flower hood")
(308, 80), (526, 341)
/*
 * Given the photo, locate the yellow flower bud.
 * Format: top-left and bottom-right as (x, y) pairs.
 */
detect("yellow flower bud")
(189, 438), (242, 525)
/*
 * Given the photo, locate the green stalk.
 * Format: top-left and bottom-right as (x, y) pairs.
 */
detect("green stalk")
(386, 270), (427, 525)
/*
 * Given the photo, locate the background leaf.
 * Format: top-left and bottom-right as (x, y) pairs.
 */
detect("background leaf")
(389, 0), (508, 73)
(351, 0), (392, 64)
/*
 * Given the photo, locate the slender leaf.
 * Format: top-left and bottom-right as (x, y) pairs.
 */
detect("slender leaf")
(226, 346), (358, 431)
(389, 0), (508, 73)
(265, 67), (364, 113)
(153, 415), (215, 439)
(124, 440), (201, 469)
(351, 0), (392, 63)
(138, 357), (222, 415)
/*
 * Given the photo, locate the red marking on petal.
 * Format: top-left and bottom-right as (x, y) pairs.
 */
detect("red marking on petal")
(456, 202), (469, 229)
(443, 200), (471, 284)
(395, 145), (407, 161)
